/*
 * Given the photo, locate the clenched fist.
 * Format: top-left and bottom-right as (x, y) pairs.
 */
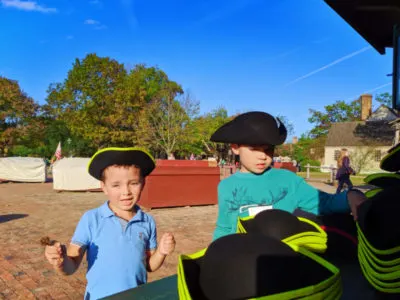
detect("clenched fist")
(44, 241), (65, 269)
(158, 233), (176, 256)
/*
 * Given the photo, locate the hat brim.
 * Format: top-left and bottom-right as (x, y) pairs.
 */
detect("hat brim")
(364, 173), (400, 188)
(179, 236), (341, 299)
(357, 187), (400, 251)
(380, 143), (400, 172)
(88, 147), (155, 180)
(210, 111), (287, 145)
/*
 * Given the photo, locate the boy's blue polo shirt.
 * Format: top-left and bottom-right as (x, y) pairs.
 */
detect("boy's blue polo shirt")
(71, 201), (157, 300)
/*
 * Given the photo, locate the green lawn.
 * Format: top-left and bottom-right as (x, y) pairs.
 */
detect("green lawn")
(297, 172), (366, 186)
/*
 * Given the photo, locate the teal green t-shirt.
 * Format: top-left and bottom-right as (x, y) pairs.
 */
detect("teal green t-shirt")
(213, 168), (350, 241)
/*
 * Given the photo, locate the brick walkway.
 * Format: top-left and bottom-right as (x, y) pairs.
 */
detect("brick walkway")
(0, 180), (345, 299)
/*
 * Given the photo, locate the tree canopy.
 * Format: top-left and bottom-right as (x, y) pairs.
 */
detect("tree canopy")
(2, 53), (299, 160)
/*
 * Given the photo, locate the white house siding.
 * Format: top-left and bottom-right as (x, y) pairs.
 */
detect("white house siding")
(323, 146), (391, 174)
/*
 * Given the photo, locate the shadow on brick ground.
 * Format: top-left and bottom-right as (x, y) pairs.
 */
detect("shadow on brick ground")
(0, 213), (28, 224)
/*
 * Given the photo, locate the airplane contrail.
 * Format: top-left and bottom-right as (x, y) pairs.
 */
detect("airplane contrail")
(347, 82), (392, 101)
(362, 82), (392, 94)
(285, 46), (372, 86)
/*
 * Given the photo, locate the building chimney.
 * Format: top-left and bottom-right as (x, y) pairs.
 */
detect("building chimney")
(292, 136), (298, 144)
(360, 94), (372, 121)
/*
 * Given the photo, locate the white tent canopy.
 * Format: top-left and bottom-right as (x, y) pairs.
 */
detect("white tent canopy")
(52, 157), (101, 191)
(0, 157), (47, 183)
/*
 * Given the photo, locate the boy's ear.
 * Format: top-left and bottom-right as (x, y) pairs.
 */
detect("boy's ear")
(140, 177), (146, 191)
(231, 144), (240, 155)
(100, 181), (108, 195)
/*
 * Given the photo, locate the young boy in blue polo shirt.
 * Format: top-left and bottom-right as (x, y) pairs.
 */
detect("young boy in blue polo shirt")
(210, 111), (367, 241)
(44, 148), (175, 299)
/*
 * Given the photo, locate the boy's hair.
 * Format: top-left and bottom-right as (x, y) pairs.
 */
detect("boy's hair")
(100, 164), (143, 182)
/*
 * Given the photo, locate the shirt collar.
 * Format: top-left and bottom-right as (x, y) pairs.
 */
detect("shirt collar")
(99, 201), (144, 222)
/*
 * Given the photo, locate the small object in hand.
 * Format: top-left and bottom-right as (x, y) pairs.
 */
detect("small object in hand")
(40, 236), (55, 246)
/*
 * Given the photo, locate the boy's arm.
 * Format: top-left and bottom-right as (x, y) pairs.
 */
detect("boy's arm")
(145, 217), (175, 272)
(295, 177), (350, 215)
(213, 183), (236, 241)
(146, 249), (166, 272)
(47, 211), (91, 275)
(146, 233), (175, 272)
(44, 242), (86, 275)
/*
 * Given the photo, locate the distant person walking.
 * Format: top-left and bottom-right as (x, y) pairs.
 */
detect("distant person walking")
(336, 148), (355, 194)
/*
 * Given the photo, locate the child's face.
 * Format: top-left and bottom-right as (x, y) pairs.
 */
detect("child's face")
(231, 144), (274, 174)
(101, 165), (144, 213)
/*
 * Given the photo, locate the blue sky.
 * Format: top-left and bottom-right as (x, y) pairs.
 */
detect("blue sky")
(0, 0), (394, 138)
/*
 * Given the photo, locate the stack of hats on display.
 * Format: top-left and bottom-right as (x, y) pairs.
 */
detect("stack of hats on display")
(356, 143), (400, 294)
(177, 234), (342, 300)
(237, 209), (328, 253)
(363, 143), (400, 199)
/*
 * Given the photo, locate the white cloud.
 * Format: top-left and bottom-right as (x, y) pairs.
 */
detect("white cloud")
(120, 0), (138, 30)
(84, 19), (107, 30)
(94, 24), (107, 30)
(84, 19), (99, 25)
(0, 0), (57, 13)
(89, 0), (102, 7)
(196, 0), (258, 25)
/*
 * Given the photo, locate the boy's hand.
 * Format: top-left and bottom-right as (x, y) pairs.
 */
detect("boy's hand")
(347, 189), (367, 221)
(158, 233), (176, 256)
(44, 241), (65, 269)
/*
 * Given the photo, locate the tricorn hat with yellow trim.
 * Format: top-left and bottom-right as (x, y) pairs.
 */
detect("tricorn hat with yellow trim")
(380, 142), (400, 172)
(87, 147), (156, 180)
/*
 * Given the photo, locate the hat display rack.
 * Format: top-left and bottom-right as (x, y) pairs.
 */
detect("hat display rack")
(356, 143), (400, 294)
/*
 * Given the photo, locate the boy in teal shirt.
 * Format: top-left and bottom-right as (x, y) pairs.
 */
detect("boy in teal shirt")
(210, 111), (366, 241)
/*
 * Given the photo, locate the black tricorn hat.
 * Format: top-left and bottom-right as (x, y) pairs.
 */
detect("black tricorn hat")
(240, 209), (319, 240)
(87, 147), (156, 180)
(197, 234), (334, 300)
(210, 111), (287, 145)
(357, 186), (400, 251)
(364, 173), (400, 189)
(292, 210), (358, 262)
(380, 143), (400, 172)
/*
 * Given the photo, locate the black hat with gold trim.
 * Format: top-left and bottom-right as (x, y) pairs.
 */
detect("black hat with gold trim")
(210, 111), (287, 146)
(87, 147), (156, 180)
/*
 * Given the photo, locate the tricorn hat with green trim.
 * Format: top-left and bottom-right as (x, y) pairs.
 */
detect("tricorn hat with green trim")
(380, 143), (400, 172)
(87, 147), (156, 180)
(178, 234), (341, 300)
(364, 173), (400, 189)
(357, 186), (400, 252)
(238, 209), (322, 239)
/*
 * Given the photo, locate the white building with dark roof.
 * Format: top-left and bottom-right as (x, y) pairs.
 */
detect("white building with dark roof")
(324, 94), (398, 173)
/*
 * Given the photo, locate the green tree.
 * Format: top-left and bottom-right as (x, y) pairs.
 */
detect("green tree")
(0, 76), (39, 155)
(276, 114), (295, 137)
(308, 99), (361, 138)
(139, 91), (198, 157)
(121, 64), (185, 151)
(375, 92), (392, 107)
(45, 55), (184, 151)
(349, 147), (375, 174)
(186, 107), (232, 157)
(44, 53), (128, 148)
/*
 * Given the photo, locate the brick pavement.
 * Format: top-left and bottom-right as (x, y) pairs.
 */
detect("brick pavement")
(0, 182), (217, 299)
(0, 180), (347, 299)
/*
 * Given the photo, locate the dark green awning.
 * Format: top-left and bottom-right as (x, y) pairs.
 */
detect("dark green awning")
(325, 0), (400, 54)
